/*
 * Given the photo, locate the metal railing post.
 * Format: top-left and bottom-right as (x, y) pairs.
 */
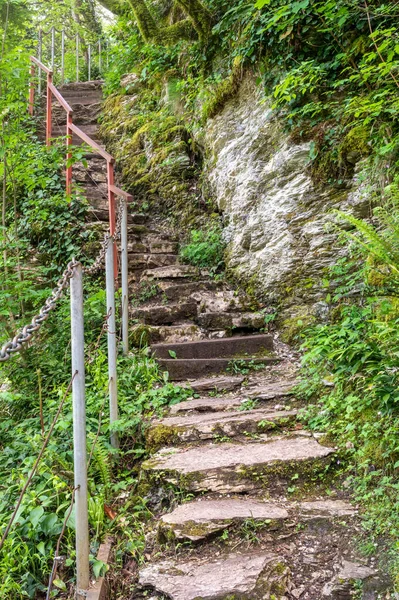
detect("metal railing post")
(105, 238), (119, 449)
(38, 29), (42, 95)
(70, 263), (90, 599)
(51, 26), (55, 73)
(76, 34), (79, 82)
(46, 72), (53, 146)
(107, 160), (118, 277)
(61, 29), (65, 85)
(88, 44), (91, 81)
(66, 112), (73, 196)
(29, 63), (35, 116)
(121, 198), (129, 355)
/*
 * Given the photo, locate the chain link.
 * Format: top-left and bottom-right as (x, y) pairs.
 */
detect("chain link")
(0, 260), (79, 362)
(0, 200), (125, 362)
(82, 200), (123, 276)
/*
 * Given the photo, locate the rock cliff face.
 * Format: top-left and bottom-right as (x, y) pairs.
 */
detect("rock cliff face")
(204, 75), (369, 332)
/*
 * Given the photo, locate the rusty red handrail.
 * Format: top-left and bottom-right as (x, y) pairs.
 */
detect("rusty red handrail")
(28, 56), (133, 278)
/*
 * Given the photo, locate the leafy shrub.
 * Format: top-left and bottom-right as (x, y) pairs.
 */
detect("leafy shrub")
(179, 225), (225, 273)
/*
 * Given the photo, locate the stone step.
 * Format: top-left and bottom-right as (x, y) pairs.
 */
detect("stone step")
(151, 334), (273, 360)
(141, 264), (199, 281)
(159, 497), (355, 542)
(130, 322), (204, 347)
(197, 311), (265, 331)
(139, 551), (290, 600)
(131, 301), (198, 326)
(159, 497), (289, 542)
(141, 435), (335, 494)
(127, 253), (178, 272)
(182, 375), (245, 393)
(191, 289), (257, 313)
(158, 280), (223, 302)
(59, 80), (103, 92)
(147, 408), (298, 448)
(157, 356), (280, 380)
(170, 380), (297, 414)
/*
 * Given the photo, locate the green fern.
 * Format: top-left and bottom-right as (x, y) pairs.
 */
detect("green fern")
(88, 433), (112, 497)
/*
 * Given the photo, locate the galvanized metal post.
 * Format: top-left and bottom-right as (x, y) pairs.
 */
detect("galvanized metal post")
(66, 112), (73, 196)
(61, 29), (65, 85)
(51, 26), (55, 73)
(105, 237), (119, 449)
(76, 34), (79, 82)
(38, 29), (42, 95)
(88, 44), (91, 81)
(106, 160), (118, 277)
(46, 72), (53, 146)
(121, 199), (129, 355)
(29, 63), (35, 116)
(70, 263), (90, 599)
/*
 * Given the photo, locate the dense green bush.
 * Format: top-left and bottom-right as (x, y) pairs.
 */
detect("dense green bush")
(179, 224), (225, 272)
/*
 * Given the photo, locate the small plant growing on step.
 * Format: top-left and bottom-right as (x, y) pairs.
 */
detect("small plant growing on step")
(179, 224), (225, 275)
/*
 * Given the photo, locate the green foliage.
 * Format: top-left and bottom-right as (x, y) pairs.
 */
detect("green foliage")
(298, 201), (399, 579)
(180, 223), (225, 272)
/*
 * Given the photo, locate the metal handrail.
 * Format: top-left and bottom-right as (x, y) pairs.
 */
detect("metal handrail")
(69, 123), (113, 162)
(28, 55), (133, 292)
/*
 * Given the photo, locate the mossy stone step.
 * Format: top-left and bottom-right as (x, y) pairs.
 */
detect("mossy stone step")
(159, 497), (355, 542)
(141, 264), (199, 281)
(141, 436), (335, 494)
(147, 408), (298, 448)
(130, 323), (204, 346)
(139, 551), (289, 600)
(197, 311), (265, 331)
(159, 497), (289, 541)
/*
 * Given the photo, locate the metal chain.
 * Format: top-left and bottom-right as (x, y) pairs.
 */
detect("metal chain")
(0, 200), (124, 362)
(0, 260), (79, 362)
(82, 200), (124, 276)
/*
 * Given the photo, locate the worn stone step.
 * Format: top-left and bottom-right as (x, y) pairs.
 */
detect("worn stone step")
(151, 334), (273, 360)
(182, 375), (245, 393)
(139, 551), (289, 600)
(159, 497), (289, 541)
(130, 323), (204, 346)
(192, 289), (257, 313)
(141, 264), (199, 281)
(59, 80), (103, 92)
(141, 436), (335, 494)
(139, 550), (288, 600)
(158, 356), (280, 380)
(170, 380), (297, 414)
(159, 497), (355, 542)
(128, 253), (178, 271)
(131, 301), (198, 326)
(147, 408), (298, 448)
(197, 311), (265, 331)
(158, 280), (223, 301)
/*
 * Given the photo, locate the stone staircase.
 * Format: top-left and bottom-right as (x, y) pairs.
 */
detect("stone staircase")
(52, 82), (388, 599)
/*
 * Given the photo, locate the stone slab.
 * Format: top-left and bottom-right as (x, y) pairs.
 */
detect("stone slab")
(141, 265), (198, 280)
(299, 499), (356, 518)
(322, 560), (379, 599)
(170, 395), (248, 414)
(182, 375), (245, 392)
(148, 408), (298, 445)
(160, 498), (289, 541)
(142, 436), (335, 493)
(151, 334), (273, 359)
(158, 356), (279, 380)
(131, 301), (198, 326)
(139, 551), (289, 600)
